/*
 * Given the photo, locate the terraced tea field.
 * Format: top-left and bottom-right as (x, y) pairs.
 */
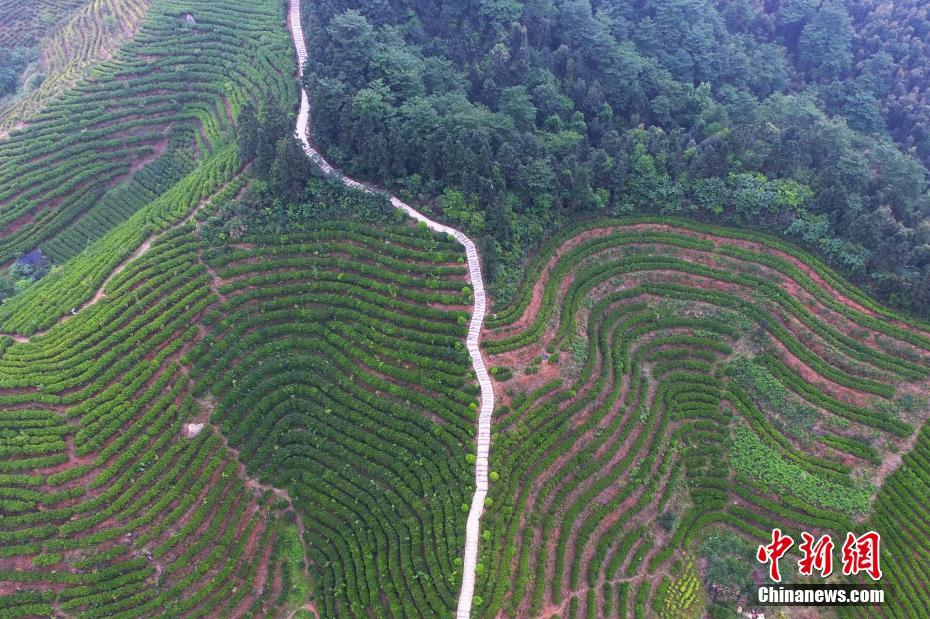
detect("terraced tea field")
(0, 0), (152, 132)
(0, 0), (88, 48)
(0, 0), (295, 336)
(0, 224), (284, 617)
(6, 208), (930, 617)
(0, 0), (293, 274)
(3, 0), (930, 615)
(0, 1), (483, 616)
(862, 420), (930, 619)
(474, 218), (930, 617)
(187, 223), (477, 616)
(0, 209), (481, 616)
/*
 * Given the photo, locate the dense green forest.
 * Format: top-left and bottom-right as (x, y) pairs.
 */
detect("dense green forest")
(299, 0), (930, 313)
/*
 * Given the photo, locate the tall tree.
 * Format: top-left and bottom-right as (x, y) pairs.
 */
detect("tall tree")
(798, 0), (853, 82)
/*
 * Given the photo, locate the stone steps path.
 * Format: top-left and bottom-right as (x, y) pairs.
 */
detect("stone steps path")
(287, 2), (493, 616)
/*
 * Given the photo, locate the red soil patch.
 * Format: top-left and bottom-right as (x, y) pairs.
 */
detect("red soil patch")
(231, 520), (277, 615)
(770, 340), (873, 408)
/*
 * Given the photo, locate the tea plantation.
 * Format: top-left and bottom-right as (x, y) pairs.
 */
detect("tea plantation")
(2, 0), (930, 617)
(475, 219), (930, 618)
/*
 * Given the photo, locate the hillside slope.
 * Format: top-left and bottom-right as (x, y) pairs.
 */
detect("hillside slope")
(2, 0), (930, 617)
(476, 218), (930, 617)
(0, 0), (293, 273)
(0, 0), (153, 133)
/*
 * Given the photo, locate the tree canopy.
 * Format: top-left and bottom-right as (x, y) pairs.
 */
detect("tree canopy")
(299, 0), (930, 316)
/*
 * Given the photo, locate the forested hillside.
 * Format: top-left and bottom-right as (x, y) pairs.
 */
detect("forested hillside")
(300, 0), (930, 318)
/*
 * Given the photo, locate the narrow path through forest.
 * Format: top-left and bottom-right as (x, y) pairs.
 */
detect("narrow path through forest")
(287, 2), (494, 615)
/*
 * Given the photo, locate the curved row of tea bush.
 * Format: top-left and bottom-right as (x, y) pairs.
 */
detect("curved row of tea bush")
(843, 421), (930, 619)
(488, 217), (930, 338)
(474, 220), (930, 618)
(0, 0), (152, 133)
(0, 0), (87, 47)
(0, 145), (240, 335)
(0, 227), (285, 616)
(0, 0), (293, 266)
(185, 222), (477, 617)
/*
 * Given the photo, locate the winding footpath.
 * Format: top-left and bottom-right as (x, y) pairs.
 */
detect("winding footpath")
(287, 2), (493, 616)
